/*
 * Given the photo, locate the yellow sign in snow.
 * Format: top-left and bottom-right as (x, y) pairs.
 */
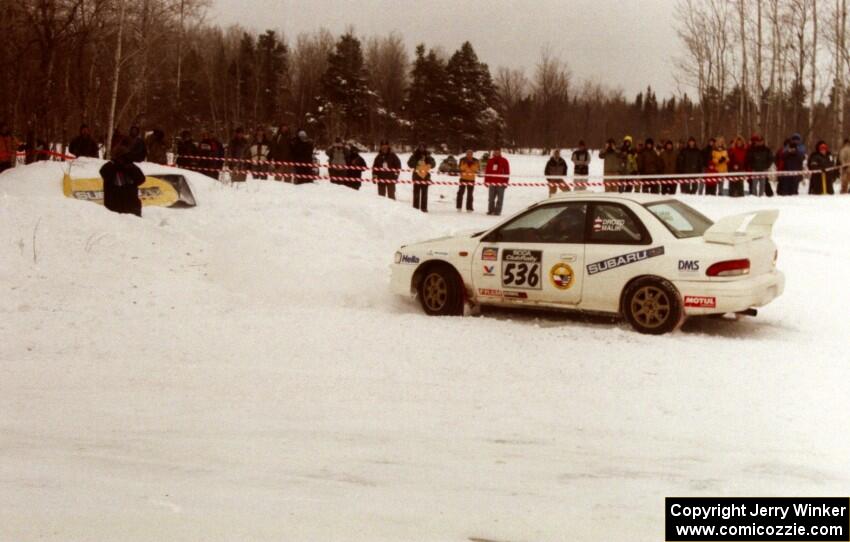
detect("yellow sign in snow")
(62, 173), (181, 207)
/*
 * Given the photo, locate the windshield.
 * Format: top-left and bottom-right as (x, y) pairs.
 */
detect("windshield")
(644, 200), (713, 239)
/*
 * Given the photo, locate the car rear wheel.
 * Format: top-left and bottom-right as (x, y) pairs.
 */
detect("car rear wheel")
(623, 278), (683, 334)
(418, 265), (464, 316)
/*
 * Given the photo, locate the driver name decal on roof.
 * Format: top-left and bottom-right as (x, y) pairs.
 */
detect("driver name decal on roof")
(586, 246), (665, 275)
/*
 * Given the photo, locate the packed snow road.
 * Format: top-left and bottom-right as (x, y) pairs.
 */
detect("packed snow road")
(1, 158), (849, 541)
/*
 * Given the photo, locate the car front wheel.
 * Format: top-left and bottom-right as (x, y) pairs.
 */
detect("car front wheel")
(418, 265), (464, 316)
(623, 278), (683, 334)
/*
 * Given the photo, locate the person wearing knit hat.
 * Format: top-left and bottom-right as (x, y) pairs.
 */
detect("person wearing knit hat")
(372, 140), (401, 199)
(637, 137), (664, 193)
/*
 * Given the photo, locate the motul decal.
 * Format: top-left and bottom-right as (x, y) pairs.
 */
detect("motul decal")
(684, 295), (717, 308)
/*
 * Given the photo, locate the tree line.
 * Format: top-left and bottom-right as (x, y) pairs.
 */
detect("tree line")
(1, 0), (847, 155)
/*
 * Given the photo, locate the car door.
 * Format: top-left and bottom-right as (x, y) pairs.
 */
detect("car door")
(473, 202), (587, 306)
(581, 201), (661, 311)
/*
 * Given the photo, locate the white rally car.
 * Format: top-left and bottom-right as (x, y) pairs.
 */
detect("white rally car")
(390, 193), (785, 334)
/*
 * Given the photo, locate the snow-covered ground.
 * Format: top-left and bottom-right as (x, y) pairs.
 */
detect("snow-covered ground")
(1, 155), (849, 541)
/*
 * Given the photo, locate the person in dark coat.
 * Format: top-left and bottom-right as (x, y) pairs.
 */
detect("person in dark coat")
(290, 129), (315, 184)
(197, 132), (224, 179)
(269, 124), (293, 181)
(618, 136), (638, 193)
(637, 137), (664, 193)
(676, 137), (703, 194)
(660, 140), (678, 194)
(344, 144), (366, 190)
(372, 140), (401, 199)
(545, 149), (569, 196)
(176, 130), (198, 172)
(745, 134), (774, 197)
(778, 142), (804, 195)
(807, 141), (837, 195)
(408, 143), (436, 213)
(126, 126), (146, 163)
(599, 139), (620, 192)
(227, 128), (249, 182)
(145, 129), (169, 165)
(99, 138), (146, 216)
(69, 124), (99, 158)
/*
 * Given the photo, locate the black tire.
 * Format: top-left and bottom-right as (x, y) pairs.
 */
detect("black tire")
(417, 264), (464, 316)
(622, 277), (683, 335)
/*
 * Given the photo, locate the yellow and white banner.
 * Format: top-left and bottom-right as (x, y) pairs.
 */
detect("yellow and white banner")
(62, 173), (195, 207)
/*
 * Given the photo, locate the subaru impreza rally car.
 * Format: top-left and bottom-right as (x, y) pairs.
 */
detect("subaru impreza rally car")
(390, 193), (784, 334)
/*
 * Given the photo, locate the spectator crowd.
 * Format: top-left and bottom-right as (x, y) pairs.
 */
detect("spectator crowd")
(2, 120), (849, 218)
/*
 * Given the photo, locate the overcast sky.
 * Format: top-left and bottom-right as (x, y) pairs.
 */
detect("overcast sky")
(211, 0), (681, 98)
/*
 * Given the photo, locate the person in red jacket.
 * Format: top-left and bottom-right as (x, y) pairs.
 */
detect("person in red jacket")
(727, 135), (748, 197)
(485, 148), (510, 216)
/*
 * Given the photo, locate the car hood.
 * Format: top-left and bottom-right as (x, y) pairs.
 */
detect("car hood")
(400, 229), (482, 255)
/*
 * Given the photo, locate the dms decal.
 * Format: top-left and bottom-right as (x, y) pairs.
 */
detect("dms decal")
(586, 246), (665, 275)
(483, 265), (495, 276)
(502, 249), (542, 290)
(549, 263), (575, 290)
(400, 254), (420, 264)
(503, 291), (528, 299)
(678, 260), (701, 272)
(482, 247), (498, 261)
(684, 295), (717, 308)
(478, 288), (502, 297)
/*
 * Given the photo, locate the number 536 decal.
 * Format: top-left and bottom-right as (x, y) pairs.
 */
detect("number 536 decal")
(502, 249), (542, 290)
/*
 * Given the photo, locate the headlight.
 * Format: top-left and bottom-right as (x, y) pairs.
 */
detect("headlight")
(394, 251), (402, 264)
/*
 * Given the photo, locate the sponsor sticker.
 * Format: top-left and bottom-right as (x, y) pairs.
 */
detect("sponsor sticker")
(482, 247), (498, 261)
(549, 263), (575, 290)
(503, 291), (529, 299)
(593, 216), (626, 232)
(678, 259), (701, 272)
(400, 254), (420, 264)
(483, 264), (495, 276)
(478, 288), (502, 297)
(586, 246), (665, 275)
(502, 249), (542, 290)
(684, 295), (717, 308)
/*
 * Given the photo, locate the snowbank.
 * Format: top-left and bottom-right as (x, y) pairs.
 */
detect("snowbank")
(1, 159), (849, 541)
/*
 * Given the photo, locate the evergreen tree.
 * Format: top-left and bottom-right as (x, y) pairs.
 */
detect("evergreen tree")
(228, 33), (257, 127)
(257, 30), (289, 123)
(317, 32), (371, 139)
(405, 44), (449, 145)
(445, 41), (499, 149)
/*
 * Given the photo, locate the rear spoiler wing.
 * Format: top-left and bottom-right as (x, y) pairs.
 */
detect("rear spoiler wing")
(703, 209), (779, 245)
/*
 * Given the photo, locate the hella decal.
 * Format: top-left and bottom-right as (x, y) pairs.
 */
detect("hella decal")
(400, 254), (420, 264)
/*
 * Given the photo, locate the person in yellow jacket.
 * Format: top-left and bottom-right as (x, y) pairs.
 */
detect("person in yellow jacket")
(456, 149), (479, 211)
(709, 136), (729, 195)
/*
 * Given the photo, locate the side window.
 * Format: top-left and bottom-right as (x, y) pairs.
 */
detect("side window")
(489, 203), (586, 243)
(588, 203), (649, 244)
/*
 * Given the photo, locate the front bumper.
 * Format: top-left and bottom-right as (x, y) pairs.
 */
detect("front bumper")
(675, 270), (785, 316)
(390, 263), (417, 297)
